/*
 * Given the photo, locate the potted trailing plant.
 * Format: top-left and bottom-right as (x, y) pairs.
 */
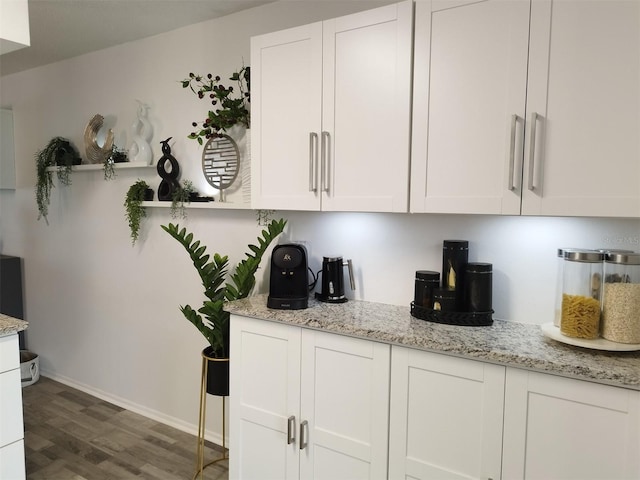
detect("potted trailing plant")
(124, 179), (153, 245)
(103, 145), (128, 181)
(181, 66), (250, 144)
(35, 137), (82, 223)
(161, 218), (286, 395)
(170, 179), (196, 220)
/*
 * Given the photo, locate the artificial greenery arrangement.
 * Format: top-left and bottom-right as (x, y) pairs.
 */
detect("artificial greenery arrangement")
(181, 66), (250, 145)
(35, 137), (82, 223)
(161, 218), (287, 357)
(124, 179), (152, 245)
(170, 179), (196, 220)
(103, 145), (128, 181)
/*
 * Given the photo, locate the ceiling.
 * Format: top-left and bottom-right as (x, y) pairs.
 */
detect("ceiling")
(0, 0), (275, 77)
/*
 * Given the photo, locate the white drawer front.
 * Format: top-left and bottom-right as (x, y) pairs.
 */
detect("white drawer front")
(0, 334), (19, 373)
(0, 369), (24, 448)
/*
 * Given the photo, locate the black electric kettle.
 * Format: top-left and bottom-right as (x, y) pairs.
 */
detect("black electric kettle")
(315, 256), (355, 303)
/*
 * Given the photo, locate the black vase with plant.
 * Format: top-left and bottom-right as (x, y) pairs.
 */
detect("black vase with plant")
(35, 137), (82, 223)
(124, 179), (153, 245)
(161, 218), (286, 395)
(181, 66), (250, 145)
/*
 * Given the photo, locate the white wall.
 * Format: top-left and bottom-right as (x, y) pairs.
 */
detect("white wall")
(1, 0), (639, 446)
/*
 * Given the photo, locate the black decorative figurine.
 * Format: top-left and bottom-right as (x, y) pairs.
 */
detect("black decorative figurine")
(157, 137), (180, 201)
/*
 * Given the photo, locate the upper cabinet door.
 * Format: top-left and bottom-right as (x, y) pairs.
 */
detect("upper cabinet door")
(522, 0), (640, 217)
(410, 0), (531, 215)
(321, 1), (413, 213)
(251, 23), (323, 211)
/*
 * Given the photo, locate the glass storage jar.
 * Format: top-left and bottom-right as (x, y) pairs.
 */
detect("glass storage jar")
(554, 248), (597, 327)
(560, 250), (604, 339)
(602, 252), (640, 344)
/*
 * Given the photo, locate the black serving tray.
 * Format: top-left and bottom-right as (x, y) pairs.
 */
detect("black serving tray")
(410, 302), (493, 326)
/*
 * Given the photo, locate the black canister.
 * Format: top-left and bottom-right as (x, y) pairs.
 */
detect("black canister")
(442, 240), (469, 309)
(464, 262), (493, 312)
(433, 288), (457, 312)
(414, 270), (440, 308)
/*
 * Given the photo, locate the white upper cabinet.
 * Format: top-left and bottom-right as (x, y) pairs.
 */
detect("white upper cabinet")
(410, 0), (530, 215)
(522, 0), (640, 217)
(411, 0), (640, 217)
(251, 1), (413, 212)
(251, 22), (323, 211)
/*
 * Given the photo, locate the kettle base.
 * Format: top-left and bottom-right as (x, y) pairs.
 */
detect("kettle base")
(315, 292), (348, 303)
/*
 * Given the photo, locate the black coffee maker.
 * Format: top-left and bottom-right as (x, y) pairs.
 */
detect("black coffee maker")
(315, 256), (355, 303)
(267, 244), (309, 310)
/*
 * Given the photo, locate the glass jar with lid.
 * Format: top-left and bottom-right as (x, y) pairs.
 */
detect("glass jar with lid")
(602, 252), (640, 344)
(560, 250), (604, 339)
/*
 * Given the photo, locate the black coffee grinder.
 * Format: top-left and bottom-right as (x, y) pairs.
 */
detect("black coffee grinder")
(267, 244), (309, 310)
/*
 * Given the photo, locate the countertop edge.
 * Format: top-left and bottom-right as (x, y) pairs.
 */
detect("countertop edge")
(0, 315), (28, 336)
(226, 295), (640, 391)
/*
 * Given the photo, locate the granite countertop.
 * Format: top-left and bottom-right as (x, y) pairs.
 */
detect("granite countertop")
(0, 314), (28, 336)
(225, 294), (640, 391)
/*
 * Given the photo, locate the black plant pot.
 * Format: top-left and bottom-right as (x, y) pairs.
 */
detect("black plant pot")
(143, 188), (154, 201)
(202, 346), (229, 397)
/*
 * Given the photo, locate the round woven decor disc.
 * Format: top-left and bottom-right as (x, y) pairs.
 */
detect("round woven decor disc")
(202, 135), (240, 189)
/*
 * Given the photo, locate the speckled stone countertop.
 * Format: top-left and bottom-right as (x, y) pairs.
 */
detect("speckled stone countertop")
(225, 294), (640, 391)
(0, 314), (28, 337)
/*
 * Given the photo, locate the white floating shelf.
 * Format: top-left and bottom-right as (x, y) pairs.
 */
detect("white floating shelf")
(141, 201), (251, 211)
(46, 161), (155, 172)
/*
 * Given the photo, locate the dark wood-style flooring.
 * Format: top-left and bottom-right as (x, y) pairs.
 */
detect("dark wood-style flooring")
(22, 376), (228, 479)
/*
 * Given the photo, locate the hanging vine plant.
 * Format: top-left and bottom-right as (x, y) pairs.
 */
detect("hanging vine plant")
(35, 137), (82, 223)
(124, 179), (153, 245)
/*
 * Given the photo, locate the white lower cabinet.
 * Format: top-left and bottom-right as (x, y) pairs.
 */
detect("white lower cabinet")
(389, 346), (505, 480)
(0, 333), (25, 479)
(229, 315), (390, 480)
(502, 368), (640, 480)
(230, 318), (640, 480)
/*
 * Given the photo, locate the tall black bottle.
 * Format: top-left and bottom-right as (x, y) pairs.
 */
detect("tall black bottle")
(442, 240), (469, 311)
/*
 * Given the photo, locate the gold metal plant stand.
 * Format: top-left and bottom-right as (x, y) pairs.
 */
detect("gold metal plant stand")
(194, 352), (228, 480)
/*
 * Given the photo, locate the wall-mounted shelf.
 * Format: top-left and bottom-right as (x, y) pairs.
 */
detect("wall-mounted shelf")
(46, 161), (155, 172)
(141, 201), (251, 211)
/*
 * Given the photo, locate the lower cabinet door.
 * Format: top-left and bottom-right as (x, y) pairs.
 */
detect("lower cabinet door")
(388, 346), (505, 480)
(299, 330), (390, 480)
(230, 315), (390, 480)
(0, 439), (25, 480)
(229, 316), (302, 480)
(502, 368), (640, 480)
(0, 368), (23, 448)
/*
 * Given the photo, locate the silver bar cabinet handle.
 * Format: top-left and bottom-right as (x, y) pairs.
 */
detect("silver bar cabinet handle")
(309, 132), (318, 192)
(528, 112), (539, 191)
(508, 114), (519, 191)
(321, 131), (330, 192)
(287, 415), (296, 445)
(299, 420), (308, 450)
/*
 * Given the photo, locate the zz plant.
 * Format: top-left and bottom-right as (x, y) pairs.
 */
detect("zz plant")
(161, 218), (286, 357)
